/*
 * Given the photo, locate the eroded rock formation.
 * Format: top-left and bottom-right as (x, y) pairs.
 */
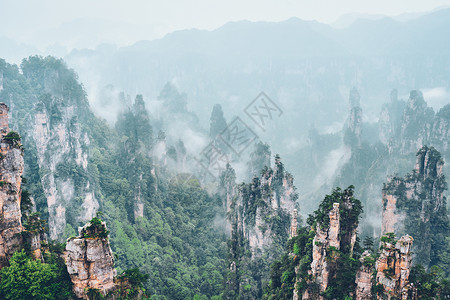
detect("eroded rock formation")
(375, 235), (414, 300)
(0, 57), (99, 241)
(33, 97), (97, 240)
(344, 88), (363, 148)
(379, 90), (449, 156)
(231, 155), (298, 255)
(381, 146), (448, 267)
(65, 219), (117, 298)
(355, 251), (374, 300)
(307, 203), (342, 298)
(224, 156), (299, 298)
(0, 103), (24, 268)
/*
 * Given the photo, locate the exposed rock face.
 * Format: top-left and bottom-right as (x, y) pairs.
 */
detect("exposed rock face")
(0, 103), (24, 268)
(431, 104), (450, 152)
(0, 57), (100, 241)
(224, 157), (298, 298)
(32, 98), (97, 240)
(307, 203), (341, 299)
(381, 146), (448, 267)
(232, 156), (298, 255)
(290, 209), (298, 238)
(375, 235), (414, 300)
(399, 91), (434, 154)
(379, 89), (406, 148)
(299, 187), (361, 299)
(344, 88), (363, 148)
(304, 202), (359, 299)
(219, 164), (237, 235)
(355, 251), (373, 300)
(381, 185), (405, 235)
(380, 90), (449, 156)
(65, 220), (117, 298)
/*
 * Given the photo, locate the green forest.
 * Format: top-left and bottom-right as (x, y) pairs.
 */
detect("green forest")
(0, 52), (449, 300)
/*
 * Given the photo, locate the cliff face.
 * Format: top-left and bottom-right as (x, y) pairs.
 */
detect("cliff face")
(303, 202), (358, 299)
(0, 57), (100, 241)
(379, 90), (449, 156)
(375, 235), (414, 300)
(65, 219), (117, 298)
(33, 97), (97, 240)
(355, 251), (373, 300)
(0, 103), (24, 268)
(231, 156), (298, 255)
(344, 88), (362, 148)
(291, 186), (362, 299)
(307, 203), (343, 298)
(382, 146), (448, 267)
(224, 156), (298, 298)
(379, 89), (406, 147)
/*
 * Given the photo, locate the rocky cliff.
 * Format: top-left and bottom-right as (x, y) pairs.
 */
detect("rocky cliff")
(355, 250), (374, 300)
(379, 89), (405, 146)
(231, 155), (298, 256)
(375, 234), (414, 300)
(33, 95), (97, 240)
(0, 57), (99, 241)
(0, 103), (24, 268)
(303, 199), (358, 299)
(223, 155), (298, 298)
(344, 88), (363, 148)
(379, 90), (449, 157)
(381, 146), (448, 267)
(293, 186), (362, 299)
(306, 203), (343, 299)
(65, 218), (117, 298)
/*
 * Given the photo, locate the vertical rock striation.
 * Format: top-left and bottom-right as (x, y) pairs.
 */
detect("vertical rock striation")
(224, 156), (298, 298)
(344, 88), (363, 148)
(381, 146), (448, 267)
(0, 103), (24, 268)
(355, 250), (374, 300)
(65, 219), (117, 298)
(0, 57), (100, 241)
(307, 203), (342, 299)
(232, 155), (298, 256)
(33, 98), (98, 240)
(375, 235), (414, 300)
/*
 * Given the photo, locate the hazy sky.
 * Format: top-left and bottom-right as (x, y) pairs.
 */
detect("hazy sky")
(1, 0), (449, 48)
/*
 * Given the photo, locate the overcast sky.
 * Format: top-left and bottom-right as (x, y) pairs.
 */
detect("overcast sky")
(1, 0), (449, 49)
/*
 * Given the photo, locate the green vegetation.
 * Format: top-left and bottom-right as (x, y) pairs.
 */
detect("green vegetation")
(82, 217), (110, 239)
(265, 186), (363, 300)
(1, 55), (449, 299)
(0, 250), (74, 300)
(409, 265), (450, 299)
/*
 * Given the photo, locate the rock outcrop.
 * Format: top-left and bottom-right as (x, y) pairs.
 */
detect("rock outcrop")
(375, 234), (414, 300)
(379, 89), (406, 149)
(232, 155), (298, 255)
(32, 95), (97, 240)
(303, 200), (358, 299)
(307, 203), (342, 298)
(344, 88), (362, 148)
(381, 146), (448, 267)
(297, 186), (361, 300)
(379, 90), (449, 156)
(224, 156), (298, 298)
(398, 91), (434, 154)
(0, 57), (99, 241)
(65, 219), (117, 298)
(0, 103), (24, 268)
(355, 250), (374, 300)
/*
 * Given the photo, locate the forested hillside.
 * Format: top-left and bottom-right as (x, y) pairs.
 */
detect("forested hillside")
(0, 48), (448, 299)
